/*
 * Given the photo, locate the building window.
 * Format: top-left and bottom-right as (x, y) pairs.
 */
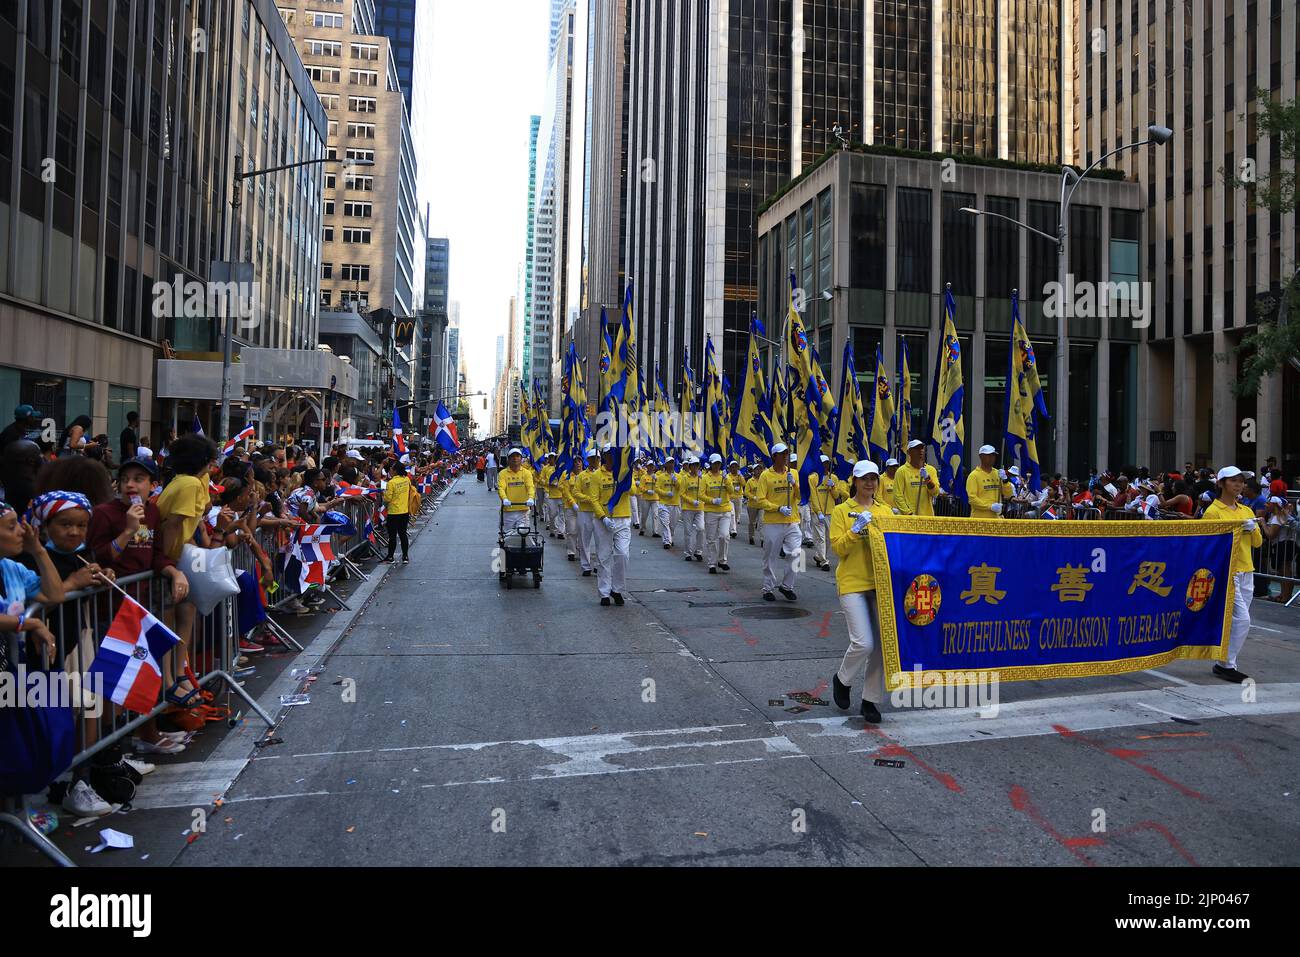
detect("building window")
(308, 11), (345, 29)
(349, 69), (378, 87)
(346, 122), (375, 138)
(350, 43), (379, 61)
(343, 202), (372, 218)
(341, 264), (370, 281)
(324, 173), (336, 189)
(322, 262), (333, 279)
(345, 148), (374, 162)
(342, 228), (371, 244)
(319, 94), (339, 110)
(305, 39), (341, 57)
(348, 96), (376, 112)
(895, 188), (932, 293)
(984, 196), (1019, 300)
(324, 200), (335, 215)
(323, 225), (334, 242)
(941, 192), (977, 297)
(306, 66), (340, 84)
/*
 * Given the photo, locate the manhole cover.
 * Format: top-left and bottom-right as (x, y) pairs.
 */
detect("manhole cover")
(687, 600), (738, 608)
(730, 605), (812, 620)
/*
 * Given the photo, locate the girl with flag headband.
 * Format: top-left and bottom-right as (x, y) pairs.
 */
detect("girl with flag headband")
(0, 499), (66, 669)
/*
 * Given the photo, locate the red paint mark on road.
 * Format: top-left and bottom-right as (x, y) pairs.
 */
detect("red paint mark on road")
(1009, 784), (1094, 865)
(788, 678), (830, 700)
(1052, 724), (1204, 800)
(1008, 785), (1199, 866)
(721, 621), (761, 648)
(816, 611), (833, 638)
(865, 727), (963, 794)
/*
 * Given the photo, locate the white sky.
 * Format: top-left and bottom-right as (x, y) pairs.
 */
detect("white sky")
(423, 0), (549, 432)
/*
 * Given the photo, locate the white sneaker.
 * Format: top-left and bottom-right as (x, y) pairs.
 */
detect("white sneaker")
(159, 730), (189, 742)
(133, 736), (186, 755)
(62, 779), (113, 818)
(122, 755), (156, 776)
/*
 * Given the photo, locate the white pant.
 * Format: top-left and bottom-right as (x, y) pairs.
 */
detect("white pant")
(544, 497), (560, 531)
(549, 498), (565, 536)
(577, 511), (597, 571)
(593, 516), (631, 596)
(704, 511), (732, 567)
(681, 510), (704, 555)
(643, 500), (658, 534)
(762, 522), (802, 592)
(836, 590), (884, 704)
(799, 504), (812, 541)
(486, 467), (498, 489)
(1227, 571), (1254, 669)
(658, 504), (679, 546)
(630, 496), (641, 526)
(811, 510), (829, 564)
(731, 500), (742, 531)
(747, 506), (763, 541)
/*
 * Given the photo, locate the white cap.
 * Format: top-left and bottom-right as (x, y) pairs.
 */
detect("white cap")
(789, 453), (798, 462)
(820, 454), (830, 463)
(1216, 465), (1243, 481)
(508, 447), (523, 457)
(601, 443), (613, 453)
(1269, 495), (1286, 506)
(728, 460), (738, 466)
(852, 460), (880, 478)
(1200, 490), (1214, 501)
(1008, 466), (1020, 476)
(137, 444), (153, 459)
(978, 444), (996, 455)
(665, 455), (676, 462)
(770, 442), (788, 455)
(348, 450), (365, 460)
(907, 439), (925, 450)
(584, 448), (600, 459)
(709, 453), (722, 464)
(885, 457), (899, 467)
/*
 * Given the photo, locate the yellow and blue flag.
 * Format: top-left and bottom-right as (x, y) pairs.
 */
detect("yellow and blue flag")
(680, 346), (701, 459)
(892, 337), (912, 457)
(732, 315), (773, 464)
(831, 340), (868, 480)
(1004, 290), (1049, 492)
(928, 287), (966, 500)
(785, 271), (834, 503)
(702, 336), (726, 460)
(607, 282), (639, 514)
(866, 344), (894, 463)
(653, 363), (672, 464)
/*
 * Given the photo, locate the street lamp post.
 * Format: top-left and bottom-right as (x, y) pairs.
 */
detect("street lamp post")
(219, 154), (374, 443)
(959, 124), (1171, 477)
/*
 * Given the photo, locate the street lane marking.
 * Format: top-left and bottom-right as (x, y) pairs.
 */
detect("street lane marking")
(1144, 669), (1197, 687)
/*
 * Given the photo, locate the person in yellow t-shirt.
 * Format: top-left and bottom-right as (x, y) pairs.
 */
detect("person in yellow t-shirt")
(574, 449), (602, 575)
(497, 448), (535, 515)
(543, 453), (567, 540)
(701, 453), (734, 572)
(726, 460), (744, 538)
(750, 443), (801, 601)
(879, 458), (900, 510)
(1203, 465), (1264, 683)
(678, 455), (705, 561)
(808, 454), (842, 570)
(655, 456), (681, 549)
(828, 459), (894, 723)
(638, 460), (659, 537)
(893, 440), (940, 516)
(966, 445), (1014, 519)
(743, 463), (766, 545)
(381, 462), (413, 563)
(590, 444), (632, 605)
(629, 458), (645, 532)
(562, 457), (586, 564)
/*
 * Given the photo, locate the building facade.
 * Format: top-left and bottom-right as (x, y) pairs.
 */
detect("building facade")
(0, 0), (327, 448)
(416, 235), (449, 424)
(1075, 0), (1297, 474)
(757, 148), (1143, 479)
(522, 115), (540, 388)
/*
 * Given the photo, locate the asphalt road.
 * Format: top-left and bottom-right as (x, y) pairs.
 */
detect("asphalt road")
(15, 477), (1299, 866)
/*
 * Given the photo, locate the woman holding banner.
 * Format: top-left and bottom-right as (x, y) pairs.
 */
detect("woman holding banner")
(1203, 465), (1263, 683)
(829, 460), (895, 723)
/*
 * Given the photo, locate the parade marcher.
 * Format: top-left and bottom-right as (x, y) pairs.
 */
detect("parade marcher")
(727, 461), (744, 538)
(576, 448), (602, 576)
(880, 458), (900, 510)
(701, 453), (733, 573)
(544, 453), (566, 539)
(629, 457), (644, 531)
(655, 455), (681, 550)
(744, 463), (766, 545)
(809, 454), (841, 570)
(894, 439), (940, 516)
(485, 448), (499, 491)
(829, 460), (894, 723)
(1203, 465), (1263, 682)
(679, 454), (705, 561)
(591, 445), (631, 606)
(752, 443), (801, 601)
(967, 445), (1013, 519)
(790, 452), (813, 547)
(497, 448), (535, 539)
(639, 459), (659, 536)
(563, 457), (583, 562)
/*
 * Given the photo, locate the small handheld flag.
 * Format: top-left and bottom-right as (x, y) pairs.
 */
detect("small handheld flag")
(392, 408), (409, 463)
(221, 425), (255, 458)
(89, 596), (181, 713)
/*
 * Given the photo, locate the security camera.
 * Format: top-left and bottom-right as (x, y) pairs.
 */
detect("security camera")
(821, 289), (833, 302)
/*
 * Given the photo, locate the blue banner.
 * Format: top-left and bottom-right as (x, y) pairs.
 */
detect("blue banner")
(868, 517), (1238, 688)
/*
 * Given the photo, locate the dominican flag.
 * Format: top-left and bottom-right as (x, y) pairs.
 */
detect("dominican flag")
(222, 425), (255, 457)
(362, 517), (376, 544)
(339, 484), (380, 500)
(392, 408), (409, 463)
(296, 525), (337, 563)
(432, 401), (460, 452)
(1042, 505), (1060, 520)
(89, 596), (181, 713)
(418, 473), (433, 494)
(191, 415), (205, 437)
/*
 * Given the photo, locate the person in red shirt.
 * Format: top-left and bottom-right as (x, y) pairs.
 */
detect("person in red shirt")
(87, 457), (190, 604)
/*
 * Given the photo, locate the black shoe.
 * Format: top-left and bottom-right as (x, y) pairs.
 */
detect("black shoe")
(832, 673), (851, 709)
(748, 538), (754, 545)
(600, 596), (611, 606)
(567, 554), (576, 561)
(639, 530), (644, 536)
(402, 557), (410, 564)
(583, 570), (592, 577)
(708, 566), (717, 574)
(653, 532), (660, 538)
(612, 592), (624, 606)
(664, 543), (671, 550)
(779, 548), (787, 558)
(860, 699), (882, 723)
(718, 563), (730, 571)
(779, 587), (797, 602)
(549, 532), (555, 538)
(379, 557), (395, 564)
(684, 554), (693, 562)
(762, 591), (775, 602)
(633, 523), (640, 529)
(730, 532), (737, 538)
(1213, 664), (1248, 683)
(558, 533), (565, 540)
(803, 540), (814, 548)
(695, 552), (704, 561)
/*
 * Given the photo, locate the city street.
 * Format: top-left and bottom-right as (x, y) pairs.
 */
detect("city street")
(29, 477), (1294, 868)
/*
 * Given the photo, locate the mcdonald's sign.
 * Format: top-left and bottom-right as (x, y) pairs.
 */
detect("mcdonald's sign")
(394, 319), (417, 346)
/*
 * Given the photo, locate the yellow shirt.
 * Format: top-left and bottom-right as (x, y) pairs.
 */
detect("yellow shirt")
(639, 473), (659, 502)
(563, 471), (584, 508)
(157, 474), (210, 560)
(728, 473), (745, 501)
(578, 469), (604, 513)
(751, 468), (800, 523)
(1203, 499), (1263, 574)
(808, 474), (840, 516)
(383, 476), (412, 515)
(590, 467), (632, 519)
(879, 473), (898, 508)
(744, 476), (763, 504)
(893, 462), (939, 516)
(498, 466), (535, 512)
(829, 499), (894, 594)
(655, 470), (681, 507)
(966, 467), (1013, 518)
(700, 472), (732, 512)
(680, 471), (704, 511)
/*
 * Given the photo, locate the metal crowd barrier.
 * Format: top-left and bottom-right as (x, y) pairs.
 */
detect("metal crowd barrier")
(1254, 515), (1300, 607)
(933, 495), (970, 518)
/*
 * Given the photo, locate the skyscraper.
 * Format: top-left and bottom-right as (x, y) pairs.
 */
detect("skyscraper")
(522, 116), (541, 390)
(417, 237), (450, 423)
